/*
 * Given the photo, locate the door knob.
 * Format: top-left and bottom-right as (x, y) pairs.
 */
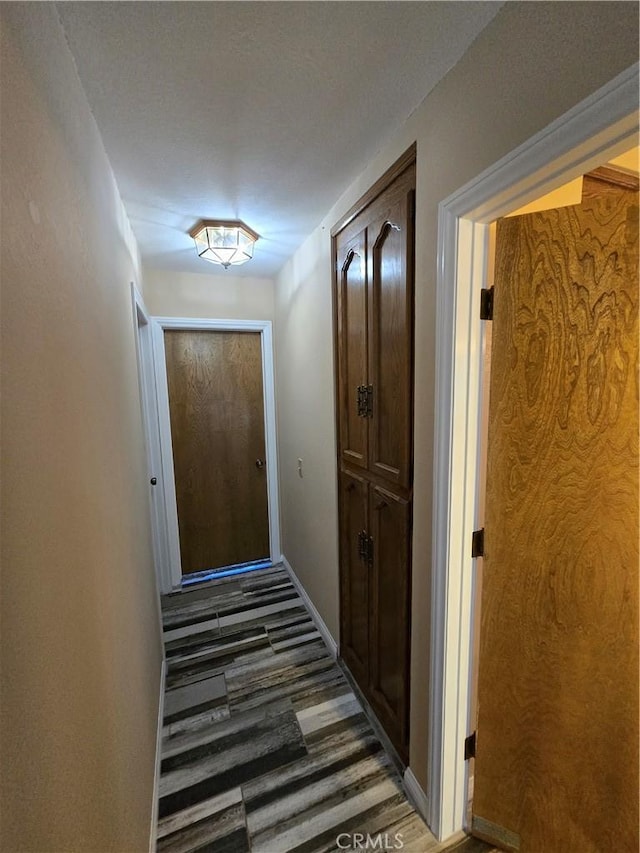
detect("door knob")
(255, 459), (265, 469)
(150, 477), (157, 486)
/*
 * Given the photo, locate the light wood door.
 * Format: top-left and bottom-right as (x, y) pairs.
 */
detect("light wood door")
(164, 330), (269, 575)
(336, 228), (369, 471)
(473, 173), (639, 851)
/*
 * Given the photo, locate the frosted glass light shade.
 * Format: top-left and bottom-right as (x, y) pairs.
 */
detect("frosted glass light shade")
(189, 219), (259, 268)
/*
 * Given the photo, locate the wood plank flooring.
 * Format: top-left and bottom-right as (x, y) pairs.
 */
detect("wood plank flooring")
(157, 565), (499, 852)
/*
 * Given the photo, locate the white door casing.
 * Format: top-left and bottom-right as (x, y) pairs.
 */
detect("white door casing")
(131, 285), (173, 599)
(428, 63), (639, 841)
(151, 317), (282, 590)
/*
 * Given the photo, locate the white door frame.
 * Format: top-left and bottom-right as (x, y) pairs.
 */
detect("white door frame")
(428, 64), (639, 841)
(151, 316), (282, 589)
(131, 285), (173, 599)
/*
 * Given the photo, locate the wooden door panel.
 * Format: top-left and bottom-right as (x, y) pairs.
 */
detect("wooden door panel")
(368, 188), (414, 488)
(336, 229), (368, 470)
(338, 469), (370, 688)
(333, 149), (415, 763)
(165, 330), (269, 575)
(474, 176), (639, 851)
(368, 484), (411, 761)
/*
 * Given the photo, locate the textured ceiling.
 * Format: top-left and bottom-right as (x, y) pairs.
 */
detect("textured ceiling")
(57, 1), (503, 278)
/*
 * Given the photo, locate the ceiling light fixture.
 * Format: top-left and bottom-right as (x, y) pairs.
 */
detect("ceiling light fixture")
(189, 219), (259, 269)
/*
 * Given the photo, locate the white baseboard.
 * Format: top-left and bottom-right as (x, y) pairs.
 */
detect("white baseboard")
(149, 657), (166, 853)
(282, 555), (338, 659)
(403, 767), (430, 823)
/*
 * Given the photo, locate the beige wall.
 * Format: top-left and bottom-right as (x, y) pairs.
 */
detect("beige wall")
(143, 268), (275, 321)
(276, 228), (338, 627)
(1, 7), (163, 852)
(274, 0), (639, 793)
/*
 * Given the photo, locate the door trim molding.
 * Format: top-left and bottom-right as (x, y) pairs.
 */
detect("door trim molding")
(131, 285), (174, 600)
(331, 142), (416, 237)
(151, 317), (281, 587)
(403, 767), (430, 824)
(429, 63), (639, 841)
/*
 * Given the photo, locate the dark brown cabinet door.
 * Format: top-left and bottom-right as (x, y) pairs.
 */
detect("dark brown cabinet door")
(338, 469), (370, 688)
(333, 146), (415, 765)
(335, 228), (368, 472)
(368, 484), (411, 761)
(368, 181), (414, 488)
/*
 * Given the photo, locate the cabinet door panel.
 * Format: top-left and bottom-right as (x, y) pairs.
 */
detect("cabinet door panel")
(333, 150), (415, 766)
(368, 189), (414, 488)
(336, 229), (368, 470)
(369, 485), (411, 760)
(338, 469), (370, 687)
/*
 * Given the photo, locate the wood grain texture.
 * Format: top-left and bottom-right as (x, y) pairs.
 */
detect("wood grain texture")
(368, 483), (411, 763)
(586, 165), (640, 192)
(474, 176), (639, 851)
(164, 330), (269, 575)
(334, 164), (416, 500)
(336, 228), (369, 471)
(333, 153), (415, 765)
(368, 178), (415, 489)
(338, 469), (370, 690)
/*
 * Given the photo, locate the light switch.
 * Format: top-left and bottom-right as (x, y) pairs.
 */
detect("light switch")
(297, 458), (303, 478)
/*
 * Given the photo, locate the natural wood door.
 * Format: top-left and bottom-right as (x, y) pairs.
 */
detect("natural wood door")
(336, 228), (369, 471)
(338, 469), (370, 689)
(164, 330), (269, 575)
(368, 169), (415, 489)
(368, 483), (411, 762)
(473, 173), (639, 851)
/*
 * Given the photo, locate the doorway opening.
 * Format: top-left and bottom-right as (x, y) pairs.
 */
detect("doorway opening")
(467, 154), (638, 851)
(428, 64), (639, 842)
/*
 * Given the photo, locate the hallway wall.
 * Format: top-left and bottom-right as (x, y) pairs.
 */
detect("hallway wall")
(274, 0), (639, 794)
(143, 268), (275, 322)
(1, 7), (163, 852)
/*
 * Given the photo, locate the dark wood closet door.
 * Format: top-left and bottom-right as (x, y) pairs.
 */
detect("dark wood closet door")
(333, 145), (415, 766)
(336, 228), (368, 471)
(164, 330), (269, 575)
(338, 469), (370, 688)
(368, 173), (414, 489)
(368, 484), (411, 761)
(473, 173), (639, 852)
